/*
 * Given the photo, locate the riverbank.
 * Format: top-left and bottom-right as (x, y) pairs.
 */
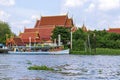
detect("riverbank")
(70, 48), (120, 55)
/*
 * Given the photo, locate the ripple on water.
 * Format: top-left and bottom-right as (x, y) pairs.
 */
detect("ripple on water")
(0, 55), (119, 80)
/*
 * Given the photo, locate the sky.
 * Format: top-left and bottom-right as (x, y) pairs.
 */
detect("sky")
(0, 0), (120, 35)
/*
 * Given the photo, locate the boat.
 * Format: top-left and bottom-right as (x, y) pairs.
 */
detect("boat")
(0, 44), (8, 53)
(8, 49), (69, 55)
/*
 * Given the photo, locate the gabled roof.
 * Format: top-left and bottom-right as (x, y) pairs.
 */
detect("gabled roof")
(39, 15), (68, 26)
(13, 37), (25, 46)
(65, 18), (74, 27)
(34, 20), (41, 28)
(24, 28), (40, 33)
(20, 25), (55, 43)
(34, 15), (74, 28)
(20, 32), (40, 39)
(107, 28), (120, 34)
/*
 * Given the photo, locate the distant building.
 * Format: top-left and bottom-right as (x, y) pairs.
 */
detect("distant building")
(6, 14), (76, 46)
(81, 24), (87, 32)
(107, 28), (120, 34)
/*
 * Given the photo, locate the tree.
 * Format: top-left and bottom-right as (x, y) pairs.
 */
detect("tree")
(72, 28), (87, 51)
(51, 26), (70, 45)
(0, 22), (13, 44)
(73, 28), (87, 41)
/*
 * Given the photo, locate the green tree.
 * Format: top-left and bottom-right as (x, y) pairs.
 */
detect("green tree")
(51, 26), (70, 45)
(0, 21), (13, 44)
(73, 28), (87, 41)
(72, 28), (87, 51)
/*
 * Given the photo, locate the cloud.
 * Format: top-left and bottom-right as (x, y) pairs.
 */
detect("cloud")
(85, 3), (95, 12)
(31, 15), (40, 20)
(113, 16), (120, 27)
(21, 20), (31, 24)
(0, 0), (15, 6)
(64, 0), (87, 8)
(98, 0), (120, 11)
(0, 10), (10, 21)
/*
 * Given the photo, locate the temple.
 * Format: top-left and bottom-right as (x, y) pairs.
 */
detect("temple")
(6, 14), (76, 46)
(107, 28), (120, 34)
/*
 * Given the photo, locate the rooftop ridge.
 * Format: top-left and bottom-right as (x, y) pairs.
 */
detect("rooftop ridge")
(109, 28), (120, 29)
(41, 14), (68, 18)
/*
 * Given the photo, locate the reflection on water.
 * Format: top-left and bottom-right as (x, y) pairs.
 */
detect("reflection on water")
(0, 54), (120, 80)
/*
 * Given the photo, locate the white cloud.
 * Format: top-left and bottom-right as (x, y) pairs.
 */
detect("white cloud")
(0, 10), (10, 21)
(98, 0), (120, 11)
(21, 20), (31, 24)
(113, 16), (120, 27)
(64, 0), (87, 8)
(0, 0), (15, 6)
(31, 15), (40, 20)
(85, 3), (95, 12)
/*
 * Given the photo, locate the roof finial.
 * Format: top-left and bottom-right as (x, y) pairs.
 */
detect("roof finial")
(66, 12), (69, 16)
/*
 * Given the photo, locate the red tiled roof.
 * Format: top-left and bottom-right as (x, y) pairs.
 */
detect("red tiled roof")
(39, 15), (68, 26)
(21, 25), (55, 43)
(71, 27), (77, 32)
(39, 27), (54, 40)
(65, 18), (73, 27)
(34, 20), (41, 28)
(20, 32), (40, 42)
(24, 28), (40, 33)
(107, 28), (120, 34)
(18, 15), (75, 43)
(13, 37), (25, 46)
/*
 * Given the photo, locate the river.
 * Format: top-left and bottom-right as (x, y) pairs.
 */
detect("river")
(0, 54), (120, 80)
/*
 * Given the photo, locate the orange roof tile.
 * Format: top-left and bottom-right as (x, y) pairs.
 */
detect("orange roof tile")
(34, 20), (41, 28)
(20, 32), (40, 40)
(65, 18), (73, 27)
(107, 28), (120, 34)
(13, 37), (25, 46)
(39, 15), (67, 26)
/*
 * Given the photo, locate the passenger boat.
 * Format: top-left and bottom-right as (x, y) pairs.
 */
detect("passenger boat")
(8, 49), (69, 55)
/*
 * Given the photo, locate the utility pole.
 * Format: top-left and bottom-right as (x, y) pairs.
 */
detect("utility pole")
(93, 33), (96, 54)
(88, 34), (91, 53)
(70, 31), (72, 50)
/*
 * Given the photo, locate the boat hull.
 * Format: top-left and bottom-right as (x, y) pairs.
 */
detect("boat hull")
(8, 49), (69, 55)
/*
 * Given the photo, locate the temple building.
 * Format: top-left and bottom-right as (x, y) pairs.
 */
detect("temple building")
(81, 24), (87, 32)
(6, 14), (76, 46)
(107, 28), (120, 34)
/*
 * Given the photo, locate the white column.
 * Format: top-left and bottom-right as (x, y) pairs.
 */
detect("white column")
(54, 39), (57, 46)
(29, 37), (31, 48)
(58, 34), (61, 46)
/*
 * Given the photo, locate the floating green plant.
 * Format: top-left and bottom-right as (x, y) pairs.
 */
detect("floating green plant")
(28, 65), (54, 71)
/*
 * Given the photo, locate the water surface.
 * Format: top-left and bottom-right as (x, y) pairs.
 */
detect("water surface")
(0, 54), (120, 80)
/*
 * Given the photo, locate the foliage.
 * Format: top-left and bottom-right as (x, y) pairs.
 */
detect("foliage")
(70, 48), (120, 55)
(72, 39), (85, 51)
(71, 27), (120, 55)
(73, 28), (87, 41)
(28, 65), (54, 71)
(51, 26), (70, 45)
(0, 22), (13, 44)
